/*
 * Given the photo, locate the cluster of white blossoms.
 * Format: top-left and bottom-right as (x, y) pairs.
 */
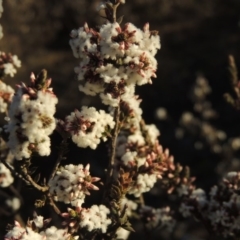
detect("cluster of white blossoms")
(49, 164), (100, 207)
(6, 72), (58, 160)
(140, 206), (176, 232)
(62, 204), (112, 234)
(179, 188), (207, 217)
(179, 171), (240, 238)
(0, 80), (14, 112)
(0, 52), (21, 78)
(0, 162), (14, 187)
(115, 122), (174, 197)
(69, 19), (160, 107)
(64, 106), (115, 149)
(79, 205), (112, 233)
(5, 220), (78, 240)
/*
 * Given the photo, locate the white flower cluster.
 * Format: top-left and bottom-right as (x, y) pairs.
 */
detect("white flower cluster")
(6, 77), (58, 160)
(180, 172), (240, 238)
(65, 106), (115, 149)
(0, 52), (21, 78)
(0, 80), (14, 112)
(140, 206), (175, 232)
(128, 173), (157, 197)
(79, 205), (112, 233)
(121, 197), (138, 216)
(116, 124), (162, 197)
(179, 188), (207, 217)
(5, 220), (78, 240)
(69, 21), (160, 106)
(0, 162), (14, 187)
(49, 164), (100, 207)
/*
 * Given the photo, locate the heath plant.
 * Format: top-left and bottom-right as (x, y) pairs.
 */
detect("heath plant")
(1, 1), (240, 240)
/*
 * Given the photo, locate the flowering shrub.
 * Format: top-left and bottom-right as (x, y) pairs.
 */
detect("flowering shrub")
(0, 0), (240, 239)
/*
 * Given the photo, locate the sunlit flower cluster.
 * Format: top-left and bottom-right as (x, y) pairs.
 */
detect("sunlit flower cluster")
(69, 19), (160, 107)
(5, 219), (78, 240)
(62, 205), (112, 234)
(0, 80), (14, 112)
(180, 171), (240, 238)
(6, 72), (58, 160)
(116, 124), (175, 197)
(64, 106), (115, 149)
(140, 205), (175, 232)
(0, 52), (21, 78)
(49, 164), (100, 207)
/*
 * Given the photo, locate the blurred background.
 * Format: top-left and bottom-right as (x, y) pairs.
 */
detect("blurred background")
(1, 0), (240, 239)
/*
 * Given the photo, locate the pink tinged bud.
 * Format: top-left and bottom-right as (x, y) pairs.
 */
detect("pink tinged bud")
(30, 72), (36, 82)
(119, 42), (125, 50)
(85, 190), (90, 195)
(152, 72), (157, 78)
(115, 26), (122, 34)
(69, 221), (76, 227)
(79, 177), (84, 183)
(22, 94), (30, 100)
(28, 88), (36, 95)
(85, 164), (90, 171)
(91, 177), (101, 182)
(90, 184), (99, 190)
(84, 22), (89, 32)
(167, 187), (174, 194)
(164, 149), (169, 157)
(81, 125), (87, 131)
(76, 206), (82, 212)
(14, 220), (21, 227)
(157, 174), (162, 179)
(21, 82), (27, 88)
(46, 78), (52, 88)
(70, 192), (74, 199)
(143, 23), (150, 32)
(61, 213), (69, 218)
(138, 69), (145, 77)
(168, 173), (174, 178)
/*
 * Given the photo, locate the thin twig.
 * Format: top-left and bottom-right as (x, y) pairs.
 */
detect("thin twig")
(109, 105), (121, 179)
(103, 104), (121, 201)
(47, 193), (61, 215)
(21, 166), (48, 192)
(112, 2), (120, 23)
(139, 194), (145, 207)
(48, 137), (68, 184)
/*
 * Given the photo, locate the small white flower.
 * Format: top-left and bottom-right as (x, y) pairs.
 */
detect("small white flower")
(65, 107), (115, 149)
(6, 77), (58, 160)
(80, 205), (112, 233)
(5, 197), (21, 211)
(49, 164), (100, 207)
(0, 163), (14, 187)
